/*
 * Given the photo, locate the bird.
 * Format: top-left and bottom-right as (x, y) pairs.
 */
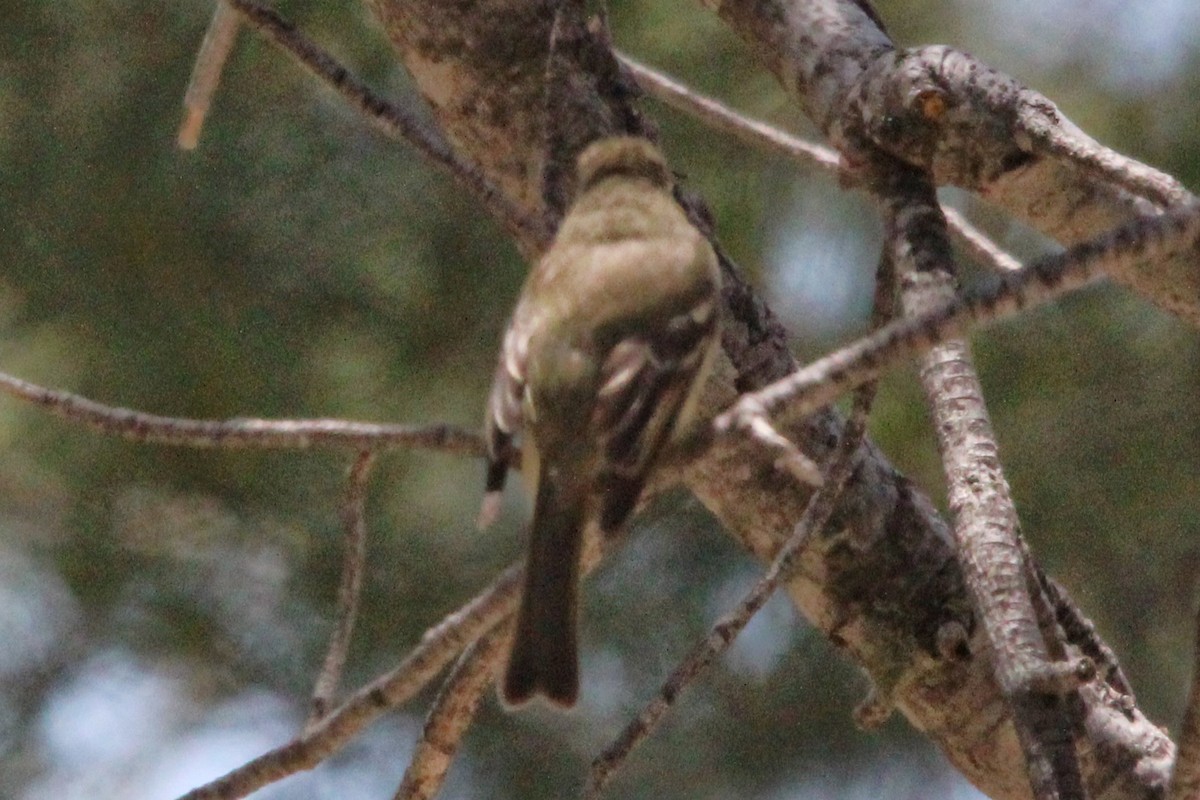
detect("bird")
(481, 135), (722, 707)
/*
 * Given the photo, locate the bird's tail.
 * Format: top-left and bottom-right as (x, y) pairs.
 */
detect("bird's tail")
(502, 469), (586, 708)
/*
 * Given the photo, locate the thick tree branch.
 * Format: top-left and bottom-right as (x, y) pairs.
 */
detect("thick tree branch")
(879, 163), (1084, 799)
(706, 0), (1200, 325)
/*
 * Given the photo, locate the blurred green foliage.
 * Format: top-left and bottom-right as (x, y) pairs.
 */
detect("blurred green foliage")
(0, 1), (1197, 798)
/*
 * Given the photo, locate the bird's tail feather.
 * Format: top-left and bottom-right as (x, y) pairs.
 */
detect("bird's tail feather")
(502, 469), (585, 708)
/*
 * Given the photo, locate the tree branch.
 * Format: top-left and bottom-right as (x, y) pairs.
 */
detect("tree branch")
(176, 563), (523, 800)
(394, 628), (509, 800)
(0, 370), (484, 455)
(306, 451), (376, 731)
(708, 0), (1200, 325)
(878, 161), (1084, 799)
(718, 203), (1200, 437)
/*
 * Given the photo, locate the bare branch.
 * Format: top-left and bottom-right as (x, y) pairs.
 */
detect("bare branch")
(942, 206), (1023, 273)
(846, 44), (1194, 211)
(394, 628), (509, 800)
(176, 563), (523, 800)
(0, 370), (484, 455)
(220, 0), (549, 251)
(879, 164), (1083, 799)
(743, 415), (823, 487)
(1019, 102), (1193, 211)
(620, 55), (1028, 278)
(179, 1), (240, 150)
(586, 390), (872, 797)
(306, 451), (377, 731)
(618, 54), (840, 173)
(717, 203), (1200, 436)
(846, 43), (1200, 322)
(710, 0), (1199, 322)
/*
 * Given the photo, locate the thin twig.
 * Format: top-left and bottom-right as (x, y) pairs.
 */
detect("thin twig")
(618, 53), (840, 173)
(942, 206), (1022, 272)
(716, 202), (1200, 436)
(176, 514), (625, 800)
(620, 55), (1024, 277)
(222, 0), (549, 250)
(176, 563), (524, 800)
(306, 451), (377, 731)
(179, 1), (241, 150)
(393, 627), (510, 800)
(584, 394), (873, 797)
(744, 415), (823, 487)
(0, 370), (483, 455)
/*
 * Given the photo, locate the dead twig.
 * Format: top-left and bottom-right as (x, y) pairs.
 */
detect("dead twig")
(220, 0), (548, 250)
(179, 1), (241, 149)
(306, 451), (377, 731)
(942, 206), (1022, 273)
(716, 202), (1200, 437)
(618, 53), (839, 173)
(176, 563), (523, 800)
(393, 628), (510, 800)
(0, 370), (483, 455)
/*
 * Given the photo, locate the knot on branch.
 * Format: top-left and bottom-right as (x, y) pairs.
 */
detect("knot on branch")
(852, 685), (895, 731)
(935, 619), (971, 662)
(836, 45), (1039, 188)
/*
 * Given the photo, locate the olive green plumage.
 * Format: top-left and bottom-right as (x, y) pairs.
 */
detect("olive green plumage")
(483, 136), (721, 707)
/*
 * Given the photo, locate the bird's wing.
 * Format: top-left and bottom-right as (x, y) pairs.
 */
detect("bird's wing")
(479, 314), (529, 528)
(591, 293), (719, 531)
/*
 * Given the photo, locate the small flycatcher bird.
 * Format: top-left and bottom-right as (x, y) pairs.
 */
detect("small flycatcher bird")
(482, 136), (722, 707)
